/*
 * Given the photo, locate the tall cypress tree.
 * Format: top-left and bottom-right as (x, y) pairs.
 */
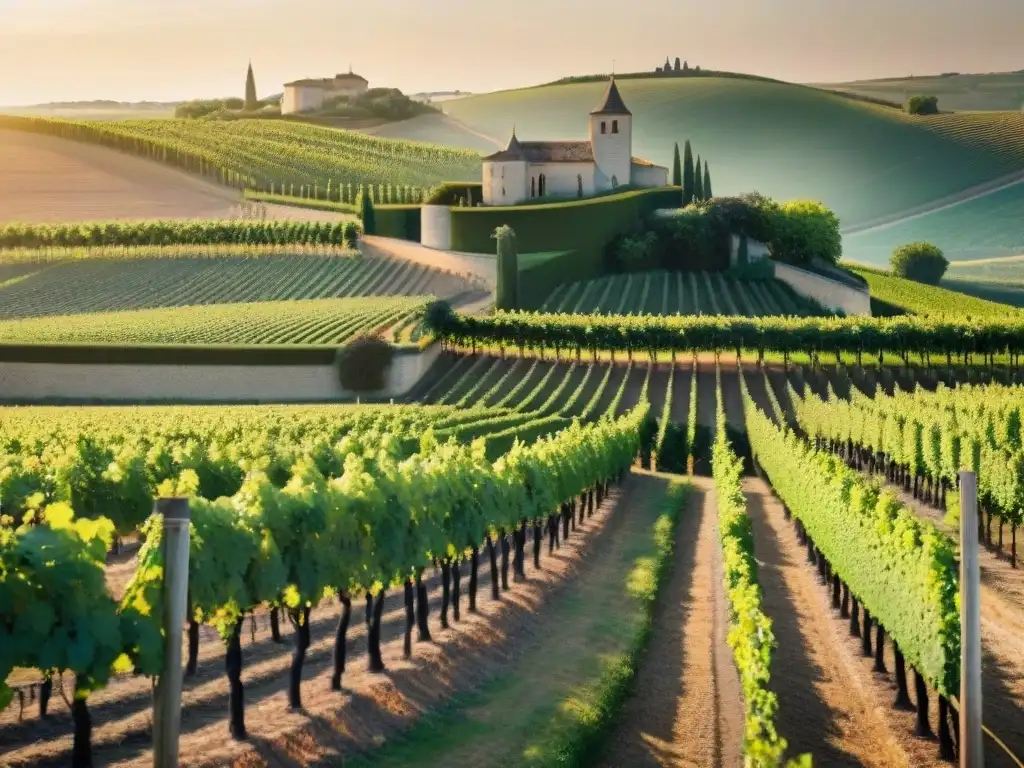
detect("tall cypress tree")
(682, 140), (695, 205)
(703, 162), (713, 199)
(694, 156), (704, 201)
(671, 142), (682, 186)
(358, 189), (376, 235)
(494, 225), (518, 310)
(244, 62), (258, 111)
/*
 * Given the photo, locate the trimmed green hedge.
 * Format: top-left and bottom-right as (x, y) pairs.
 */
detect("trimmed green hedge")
(242, 191), (421, 242)
(449, 187), (681, 271)
(424, 182), (484, 206)
(517, 250), (578, 310)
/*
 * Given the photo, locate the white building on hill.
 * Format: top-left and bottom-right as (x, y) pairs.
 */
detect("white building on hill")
(481, 77), (668, 206)
(281, 69), (369, 115)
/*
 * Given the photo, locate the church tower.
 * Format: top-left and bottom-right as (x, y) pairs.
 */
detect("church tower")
(589, 76), (632, 190)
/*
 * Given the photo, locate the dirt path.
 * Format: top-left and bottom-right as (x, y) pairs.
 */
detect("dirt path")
(1, 479), (633, 768)
(599, 476), (744, 767)
(345, 472), (676, 768)
(744, 477), (916, 767)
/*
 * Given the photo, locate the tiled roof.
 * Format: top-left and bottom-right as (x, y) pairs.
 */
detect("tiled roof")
(484, 140), (595, 164)
(630, 156), (664, 168)
(590, 77), (631, 115)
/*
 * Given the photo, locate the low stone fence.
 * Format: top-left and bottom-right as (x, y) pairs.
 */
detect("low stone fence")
(773, 262), (872, 316)
(0, 343), (441, 403)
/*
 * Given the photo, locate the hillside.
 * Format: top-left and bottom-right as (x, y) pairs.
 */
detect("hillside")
(0, 116), (483, 193)
(842, 177), (1024, 266)
(441, 77), (1024, 228)
(847, 265), (1023, 318)
(817, 71), (1024, 112)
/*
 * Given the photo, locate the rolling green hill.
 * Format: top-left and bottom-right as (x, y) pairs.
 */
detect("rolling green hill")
(847, 265), (1022, 318)
(442, 77), (1024, 228)
(842, 179), (1024, 266)
(817, 72), (1024, 112)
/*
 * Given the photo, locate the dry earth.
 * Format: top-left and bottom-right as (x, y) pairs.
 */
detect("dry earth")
(599, 476), (744, 767)
(0, 478), (631, 767)
(0, 130), (349, 224)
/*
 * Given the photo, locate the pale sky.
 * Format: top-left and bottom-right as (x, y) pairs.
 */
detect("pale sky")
(0, 0), (1020, 104)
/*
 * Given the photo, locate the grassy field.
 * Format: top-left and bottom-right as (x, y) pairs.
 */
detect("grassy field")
(440, 76), (1024, 228)
(0, 251), (470, 319)
(847, 265), (1023, 318)
(816, 72), (1024, 112)
(0, 296), (427, 345)
(842, 179), (1024, 266)
(541, 270), (827, 317)
(0, 116), (483, 190)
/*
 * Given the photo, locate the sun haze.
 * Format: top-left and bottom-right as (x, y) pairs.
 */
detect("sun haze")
(0, 0), (1020, 103)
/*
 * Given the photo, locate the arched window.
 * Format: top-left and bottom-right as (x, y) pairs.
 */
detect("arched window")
(531, 177), (536, 197)
(612, 119), (619, 134)
(611, 175), (618, 188)
(577, 174), (583, 197)
(538, 174), (547, 197)
(600, 121), (607, 134)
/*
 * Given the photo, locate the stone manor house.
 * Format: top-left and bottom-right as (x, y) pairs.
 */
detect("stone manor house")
(481, 77), (668, 206)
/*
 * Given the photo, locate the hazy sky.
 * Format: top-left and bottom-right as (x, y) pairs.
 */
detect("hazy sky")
(0, 0), (1020, 104)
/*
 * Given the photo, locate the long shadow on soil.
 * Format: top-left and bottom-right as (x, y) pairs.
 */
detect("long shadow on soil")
(745, 489), (865, 766)
(15, 523), (600, 768)
(602, 485), (704, 759)
(979, 645), (1024, 767)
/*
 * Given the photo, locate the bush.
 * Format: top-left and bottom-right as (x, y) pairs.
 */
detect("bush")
(423, 182), (483, 206)
(890, 242), (948, 284)
(906, 95), (939, 115)
(334, 335), (394, 392)
(494, 225), (519, 310)
(767, 200), (842, 265)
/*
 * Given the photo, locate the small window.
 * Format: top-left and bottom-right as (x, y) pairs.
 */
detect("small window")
(611, 175), (618, 188)
(612, 120), (618, 134)
(600, 121), (606, 134)
(502, 186), (505, 197)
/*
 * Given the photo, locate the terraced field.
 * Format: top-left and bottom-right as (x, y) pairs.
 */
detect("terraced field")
(442, 76), (1024, 227)
(0, 116), (484, 191)
(0, 296), (428, 345)
(847, 265), (1024, 318)
(540, 270), (828, 317)
(0, 252), (471, 319)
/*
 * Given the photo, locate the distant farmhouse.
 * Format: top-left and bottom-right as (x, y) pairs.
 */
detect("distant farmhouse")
(481, 77), (668, 205)
(282, 69), (369, 115)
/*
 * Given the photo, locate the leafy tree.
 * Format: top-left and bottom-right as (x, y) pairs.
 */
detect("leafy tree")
(674, 57), (681, 72)
(890, 242), (949, 284)
(358, 189), (377, 235)
(703, 162), (713, 198)
(494, 225), (518, 310)
(664, 56), (672, 73)
(671, 142), (682, 186)
(682, 140), (695, 205)
(694, 156), (704, 201)
(906, 95), (939, 115)
(768, 200), (842, 265)
(244, 62), (258, 112)
(335, 335), (394, 391)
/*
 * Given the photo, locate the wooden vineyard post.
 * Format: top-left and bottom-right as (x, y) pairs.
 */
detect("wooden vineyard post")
(958, 471), (983, 768)
(153, 498), (191, 768)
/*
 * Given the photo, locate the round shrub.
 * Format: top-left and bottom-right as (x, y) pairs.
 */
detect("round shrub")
(335, 335), (395, 392)
(890, 242), (948, 285)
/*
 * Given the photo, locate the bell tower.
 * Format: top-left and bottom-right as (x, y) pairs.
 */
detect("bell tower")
(589, 76), (632, 190)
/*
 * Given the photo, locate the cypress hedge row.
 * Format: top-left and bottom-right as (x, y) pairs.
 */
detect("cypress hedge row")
(427, 307), (1024, 365)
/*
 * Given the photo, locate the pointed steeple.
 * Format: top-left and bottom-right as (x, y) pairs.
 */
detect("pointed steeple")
(505, 125), (523, 156)
(590, 75), (631, 116)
